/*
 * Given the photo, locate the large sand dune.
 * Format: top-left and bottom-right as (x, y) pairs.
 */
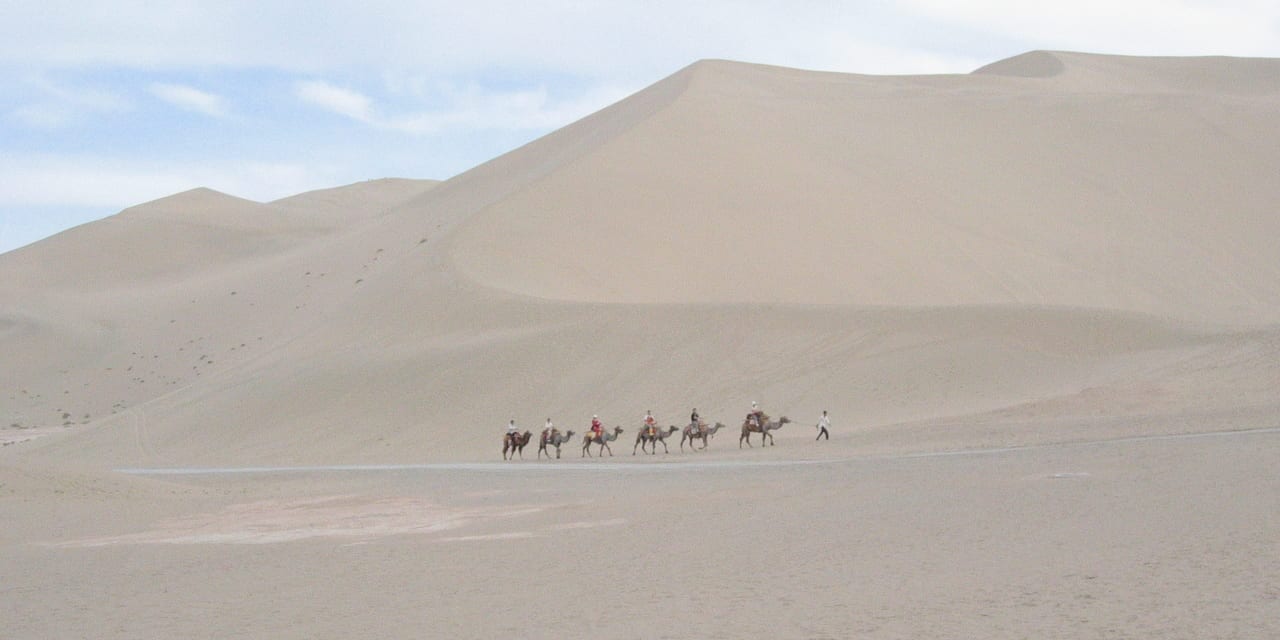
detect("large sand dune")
(452, 53), (1280, 324)
(3, 51), (1280, 638)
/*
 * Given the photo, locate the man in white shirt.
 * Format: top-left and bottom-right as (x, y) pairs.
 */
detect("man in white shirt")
(815, 411), (830, 441)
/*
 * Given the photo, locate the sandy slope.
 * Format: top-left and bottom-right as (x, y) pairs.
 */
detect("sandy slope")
(2, 51), (1280, 638)
(451, 53), (1280, 325)
(0, 179), (438, 448)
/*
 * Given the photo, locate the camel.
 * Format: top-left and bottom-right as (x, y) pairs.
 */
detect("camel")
(538, 430), (575, 460)
(680, 421), (726, 452)
(739, 416), (790, 448)
(503, 430), (533, 460)
(582, 426), (624, 457)
(633, 425), (679, 455)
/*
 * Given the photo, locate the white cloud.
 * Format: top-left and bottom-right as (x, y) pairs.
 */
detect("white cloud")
(384, 84), (636, 134)
(4, 1), (1276, 81)
(149, 83), (227, 117)
(295, 80), (374, 122)
(0, 1), (1007, 78)
(10, 104), (76, 128)
(30, 76), (131, 111)
(296, 79), (636, 135)
(8, 75), (131, 129)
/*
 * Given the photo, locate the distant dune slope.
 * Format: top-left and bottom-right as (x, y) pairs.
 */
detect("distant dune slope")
(0, 180), (438, 292)
(0, 179), (439, 440)
(449, 53), (1280, 325)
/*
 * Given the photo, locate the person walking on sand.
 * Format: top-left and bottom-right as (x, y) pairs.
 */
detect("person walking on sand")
(815, 410), (830, 441)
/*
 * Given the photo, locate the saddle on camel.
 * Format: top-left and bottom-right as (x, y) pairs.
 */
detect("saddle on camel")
(745, 402), (769, 431)
(642, 411), (659, 439)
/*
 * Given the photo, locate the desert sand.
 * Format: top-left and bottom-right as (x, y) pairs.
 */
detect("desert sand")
(3, 51), (1279, 638)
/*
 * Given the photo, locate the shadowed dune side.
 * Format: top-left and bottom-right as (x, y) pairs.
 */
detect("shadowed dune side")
(972, 50), (1068, 78)
(975, 50), (1280, 95)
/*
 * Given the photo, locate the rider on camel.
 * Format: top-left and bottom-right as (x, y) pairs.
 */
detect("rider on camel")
(690, 407), (704, 436)
(747, 401), (765, 430)
(541, 418), (557, 444)
(590, 414), (603, 440)
(643, 410), (658, 438)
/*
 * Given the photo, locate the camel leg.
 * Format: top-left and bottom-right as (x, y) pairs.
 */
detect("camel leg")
(602, 442), (612, 457)
(660, 439), (669, 454)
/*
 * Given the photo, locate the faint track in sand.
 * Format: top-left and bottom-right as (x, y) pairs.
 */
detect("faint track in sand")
(115, 425), (1280, 476)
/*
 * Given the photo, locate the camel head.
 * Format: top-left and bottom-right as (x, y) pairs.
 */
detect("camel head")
(564, 430), (575, 438)
(779, 416), (791, 425)
(613, 426), (624, 434)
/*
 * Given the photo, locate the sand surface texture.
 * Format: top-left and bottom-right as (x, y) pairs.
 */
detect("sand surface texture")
(3, 51), (1279, 638)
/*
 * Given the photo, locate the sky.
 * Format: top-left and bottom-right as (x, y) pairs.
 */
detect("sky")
(2, 1), (1278, 254)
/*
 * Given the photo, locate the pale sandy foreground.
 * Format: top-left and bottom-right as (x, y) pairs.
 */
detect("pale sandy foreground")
(4, 428), (1279, 638)
(3, 51), (1280, 638)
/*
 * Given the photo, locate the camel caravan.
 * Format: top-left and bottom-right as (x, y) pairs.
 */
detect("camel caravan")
(501, 403), (804, 460)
